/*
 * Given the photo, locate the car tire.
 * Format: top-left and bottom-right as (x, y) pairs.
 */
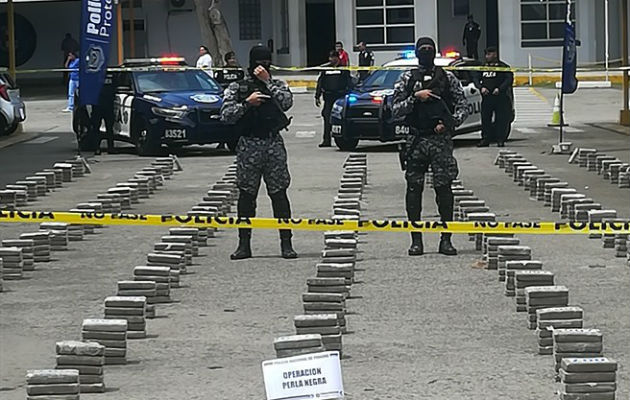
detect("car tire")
(226, 139), (239, 153)
(3, 120), (21, 135)
(334, 136), (359, 151)
(0, 115), (8, 136)
(133, 118), (161, 157)
(75, 109), (97, 151)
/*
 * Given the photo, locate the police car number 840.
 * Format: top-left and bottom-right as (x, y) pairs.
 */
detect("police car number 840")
(165, 129), (186, 139)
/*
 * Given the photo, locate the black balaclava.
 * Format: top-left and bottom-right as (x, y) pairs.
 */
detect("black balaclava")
(248, 45), (272, 77)
(415, 37), (436, 69)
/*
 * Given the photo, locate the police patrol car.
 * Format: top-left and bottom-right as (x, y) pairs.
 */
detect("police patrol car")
(73, 57), (235, 156)
(329, 51), (483, 151)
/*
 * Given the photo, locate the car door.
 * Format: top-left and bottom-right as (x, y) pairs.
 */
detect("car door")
(113, 72), (134, 138)
(451, 60), (482, 132)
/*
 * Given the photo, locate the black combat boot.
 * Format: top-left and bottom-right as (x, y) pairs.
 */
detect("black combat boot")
(406, 182), (424, 256)
(280, 234), (298, 259)
(230, 229), (252, 260)
(271, 190), (298, 259)
(408, 232), (424, 256)
(476, 140), (490, 147)
(438, 234), (457, 256)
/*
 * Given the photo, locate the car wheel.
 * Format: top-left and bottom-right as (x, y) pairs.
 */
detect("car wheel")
(167, 144), (183, 155)
(78, 127), (98, 152)
(72, 108), (81, 134)
(4, 121), (19, 135)
(226, 139), (239, 153)
(334, 136), (359, 151)
(75, 110), (97, 151)
(0, 115), (8, 136)
(133, 118), (161, 157)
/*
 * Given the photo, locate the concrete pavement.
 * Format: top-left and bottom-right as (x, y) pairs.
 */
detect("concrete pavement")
(0, 91), (628, 399)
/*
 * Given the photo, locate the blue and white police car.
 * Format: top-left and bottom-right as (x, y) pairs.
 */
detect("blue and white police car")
(74, 57), (236, 156)
(329, 51), (483, 151)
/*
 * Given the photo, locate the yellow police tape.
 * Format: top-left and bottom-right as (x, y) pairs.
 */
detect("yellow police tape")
(9, 65), (630, 74)
(1, 210), (629, 235)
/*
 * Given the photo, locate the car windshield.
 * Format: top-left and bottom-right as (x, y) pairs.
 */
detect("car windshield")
(359, 69), (407, 89)
(134, 70), (221, 93)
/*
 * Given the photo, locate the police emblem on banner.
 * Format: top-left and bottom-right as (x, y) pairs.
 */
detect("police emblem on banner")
(86, 45), (105, 73)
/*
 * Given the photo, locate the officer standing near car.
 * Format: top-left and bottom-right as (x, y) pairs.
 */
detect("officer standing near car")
(392, 37), (469, 256)
(93, 71), (116, 154)
(220, 45), (297, 260)
(315, 50), (353, 148)
(476, 46), (514, 147)
(214, 51), (245, 89)
(462, 14), (481, 59)
(357, 41), (374, 82)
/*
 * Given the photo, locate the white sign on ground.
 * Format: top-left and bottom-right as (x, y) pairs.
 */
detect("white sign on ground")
(262, 351), (344, 400)
(295, 131), (316, 138)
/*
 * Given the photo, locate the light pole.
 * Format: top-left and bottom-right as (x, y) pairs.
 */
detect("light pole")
(7, 0), (16, 81)
(117, 0), (124, 64)
(605, 0), (609, 82)
(621, 0), (629, 126)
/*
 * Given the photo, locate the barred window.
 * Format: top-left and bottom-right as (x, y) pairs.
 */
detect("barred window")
(453, 0), (470, 17)
(521, 0), (576, 47)
(239, 0), (262, 41)
(356, 0), (415, 46)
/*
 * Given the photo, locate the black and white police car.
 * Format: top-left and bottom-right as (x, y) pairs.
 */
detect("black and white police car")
(329, 51), (483, 151)
(73, 57), (236, 156)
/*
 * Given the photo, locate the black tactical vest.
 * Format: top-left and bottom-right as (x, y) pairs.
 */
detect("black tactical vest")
(214, 68), (245, 89)
(234, 78), (291, 138)
(321, 70), (350, 97)
(407, 66), (454, 132)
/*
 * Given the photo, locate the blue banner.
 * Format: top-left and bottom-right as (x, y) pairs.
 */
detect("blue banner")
(79, 0), (115, 105)
(561, 22), (578, 94)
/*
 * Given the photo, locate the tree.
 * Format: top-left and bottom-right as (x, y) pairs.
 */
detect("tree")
(193, 0), (234, 66)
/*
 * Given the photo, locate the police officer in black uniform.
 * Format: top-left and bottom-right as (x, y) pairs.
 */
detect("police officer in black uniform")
(214, 52), (245, 150)
(214, 51), (245, 89)
(93, 71), (116, 154)
(220, 45), (297, 260)
(462, 14), (481, 60)
(392, 37), (470, 256)
(357, 41), (374, 82)
(476, 46), (514, 147)
(315, 50), (353, 148)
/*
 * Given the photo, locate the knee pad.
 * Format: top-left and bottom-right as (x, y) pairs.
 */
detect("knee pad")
(270, 190), (292, 218)
(434, 185), (454, 221)
(406, 182), (424, 194)
(237, 190), (257, 217)
(434, 185), (453, 197)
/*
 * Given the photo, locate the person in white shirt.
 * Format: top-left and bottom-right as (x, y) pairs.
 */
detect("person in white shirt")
(196, 46), (213, 69)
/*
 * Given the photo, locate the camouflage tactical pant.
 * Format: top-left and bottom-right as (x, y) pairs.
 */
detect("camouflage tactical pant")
(405, 133), (459, 188)
(236, 135), (291, 196)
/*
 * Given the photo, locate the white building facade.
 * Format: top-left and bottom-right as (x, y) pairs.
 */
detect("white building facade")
(1, 0), (628, 76)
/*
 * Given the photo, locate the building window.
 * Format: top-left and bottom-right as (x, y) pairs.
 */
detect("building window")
(521, 0), (576, 47)
(239, 0), (262, 41)
(356, 0), (415, 46)
(453, 0), (470, 17)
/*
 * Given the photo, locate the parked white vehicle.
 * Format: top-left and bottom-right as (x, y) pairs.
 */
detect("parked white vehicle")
(0, 72), (26, 136)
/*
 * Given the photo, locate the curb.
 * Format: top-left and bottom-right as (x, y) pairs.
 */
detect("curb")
(0, 124), (38, 149)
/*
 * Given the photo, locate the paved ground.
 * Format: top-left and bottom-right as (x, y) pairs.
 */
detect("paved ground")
(0, 89), (629, 399)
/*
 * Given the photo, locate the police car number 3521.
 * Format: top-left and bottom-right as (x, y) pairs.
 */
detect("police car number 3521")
(165, 129), (186, 139)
